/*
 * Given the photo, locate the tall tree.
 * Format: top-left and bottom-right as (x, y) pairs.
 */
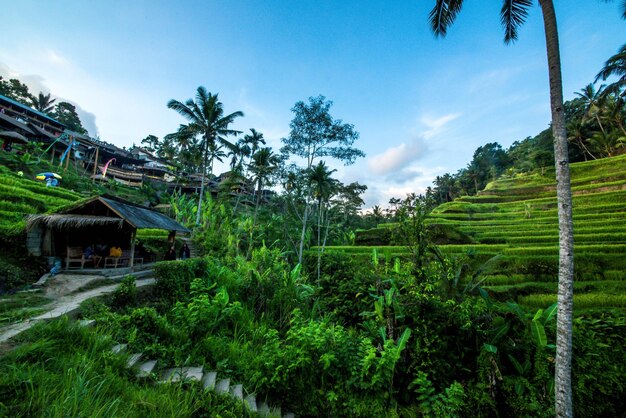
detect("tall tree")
(167, 87), (243, 225)
(281, 95), (364, 264)
(140, 134), (161, 153)
(425, 1), (576, 415)
(575, 84), (607, 135)
(53, 102), (88, 134)
(247, 147), (281, 255)
(308, 161), (338, 282)
(0, 77), (35, 104)
(243, 128), (266, 156)
(31, 92), (56, 114)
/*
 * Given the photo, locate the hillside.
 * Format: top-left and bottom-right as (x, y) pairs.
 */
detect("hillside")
(346, 154), (626, 310)
(0, 161), (168, 291)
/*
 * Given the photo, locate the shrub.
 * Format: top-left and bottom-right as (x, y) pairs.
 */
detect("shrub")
(111, 275), (137, 308)
(153, 257), (209, 303)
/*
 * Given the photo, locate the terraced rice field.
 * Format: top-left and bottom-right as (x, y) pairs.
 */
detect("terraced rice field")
(0, 166), (82, 237)
(330, 154), (626, 311)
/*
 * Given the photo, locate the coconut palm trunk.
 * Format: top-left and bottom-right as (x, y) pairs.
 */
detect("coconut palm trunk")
(195, 136), (209, 225)
(538, 2), (574, 416)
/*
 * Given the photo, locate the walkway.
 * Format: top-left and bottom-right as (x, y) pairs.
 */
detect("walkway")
(0, 277), (155, 344)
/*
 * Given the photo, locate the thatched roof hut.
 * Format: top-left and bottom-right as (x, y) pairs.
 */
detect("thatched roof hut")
(26, 195), (190, 269)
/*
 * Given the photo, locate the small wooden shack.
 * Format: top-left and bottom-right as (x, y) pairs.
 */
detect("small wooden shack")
(26, 194), (190, 269)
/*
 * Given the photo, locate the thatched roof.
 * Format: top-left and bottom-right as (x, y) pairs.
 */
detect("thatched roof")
(53, 194), (190, 233)
(28, 195), (190, 233)
(27, 214), (124, 231)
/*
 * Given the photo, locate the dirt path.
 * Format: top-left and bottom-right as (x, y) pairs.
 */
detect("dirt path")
(0, 278), (155, 344)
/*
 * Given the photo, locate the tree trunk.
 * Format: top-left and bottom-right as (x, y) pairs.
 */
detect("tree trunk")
(248, 178), (263, 258)
(538, 2), (575, 417)
(317, 198), (323, 284)
(297, 203), (309, 265)
(195, 137), (209, 225)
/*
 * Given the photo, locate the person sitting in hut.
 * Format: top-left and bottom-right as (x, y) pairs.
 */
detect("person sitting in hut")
(84, 244), (102, 267)
(165, 245), (176, 261)
(84, 245), (95, 259)
(109, 245), (122, 257)
(180, 243), (191, 260)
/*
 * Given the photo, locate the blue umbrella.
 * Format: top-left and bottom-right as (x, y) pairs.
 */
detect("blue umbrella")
(36, 172), (62, 181)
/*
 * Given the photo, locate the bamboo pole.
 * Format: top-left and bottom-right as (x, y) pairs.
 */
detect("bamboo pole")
(92, 146), (99, 182)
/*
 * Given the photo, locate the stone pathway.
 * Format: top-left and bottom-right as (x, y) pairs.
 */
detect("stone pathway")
(109, 341), (293, 417)
(0, 277), (155, 343)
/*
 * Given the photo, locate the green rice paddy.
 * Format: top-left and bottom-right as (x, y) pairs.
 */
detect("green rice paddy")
(342, 154), (626, 311)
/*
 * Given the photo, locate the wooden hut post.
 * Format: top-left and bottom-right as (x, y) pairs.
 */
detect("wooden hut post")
(129, 228), (136, 270)
(92, 146), (99, 181)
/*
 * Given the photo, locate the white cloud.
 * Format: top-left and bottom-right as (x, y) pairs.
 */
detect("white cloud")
(46, 50), (70, 67)
(419, 112), (461, 139)
(368, 139), (427, 175)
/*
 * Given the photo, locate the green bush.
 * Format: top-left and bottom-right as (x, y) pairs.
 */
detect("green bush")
(111, 275), (137, 308)
(153, 257), (209, 303)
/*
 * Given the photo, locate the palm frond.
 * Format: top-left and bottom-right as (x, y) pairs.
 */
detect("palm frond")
(428, 0), (464, 37)
(500, 0), (532, 44)
(167, 99), (198, 122)
(595, 43), (626, 82)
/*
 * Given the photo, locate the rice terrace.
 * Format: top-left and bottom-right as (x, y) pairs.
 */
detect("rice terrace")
(0, 1), (625, 417)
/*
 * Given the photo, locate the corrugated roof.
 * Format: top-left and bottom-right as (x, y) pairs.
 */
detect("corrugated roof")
(0, 112), (35, 134)
(0, 94), (65, 127)
(28, 123), (57, 139)
(61, 195), (190, 233)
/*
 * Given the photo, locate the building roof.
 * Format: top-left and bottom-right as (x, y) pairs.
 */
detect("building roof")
(28, 194), (190, 233)
(28, 123), (57, 140)
(0, 94), (65, 128)
(0, 112), (35, 135)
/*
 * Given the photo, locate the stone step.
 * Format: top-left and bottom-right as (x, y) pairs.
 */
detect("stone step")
(283, 413), (295, 418)
(230, 384), (243, 400)
(136, 360), (158, 378)
(111, 343), (127, 354)
(215, 378), (230, 395)
(160, 366), (204, 383)
(202, 371), (217, 390)
(127, 353), (143, 368)
(258, 402), (270, 417)
(244, 394), (257, 413)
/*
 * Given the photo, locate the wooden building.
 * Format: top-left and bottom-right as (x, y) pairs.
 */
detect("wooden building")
(26, 195), (189, 269)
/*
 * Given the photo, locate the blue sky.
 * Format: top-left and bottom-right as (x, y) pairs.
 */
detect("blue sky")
(0, 1), (623, 207)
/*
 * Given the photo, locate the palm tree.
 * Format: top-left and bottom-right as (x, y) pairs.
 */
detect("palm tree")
(567, 119), (596, 160)
(243, 128), (266, 156)
(308, 161), (338, 282)
(168, 87), (243, 225)
(575, 84), (607, 135)
(228, 139), (250, 171)
(31, 92), (56, 114)
(426, 1), (580, 415)
(249, 147), (281, 220)
(247, 147), (281, 255)
(596, 43), (626, 96)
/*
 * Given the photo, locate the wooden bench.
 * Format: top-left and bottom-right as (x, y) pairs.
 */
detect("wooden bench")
(104, 250), (140, 268)
(66, 246), (94, 269)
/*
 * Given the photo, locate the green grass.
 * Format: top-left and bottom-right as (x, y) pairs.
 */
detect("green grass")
(0, 292), (51, 325)
(519, 293), (626, 309)
(0, 318), (250, 417)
